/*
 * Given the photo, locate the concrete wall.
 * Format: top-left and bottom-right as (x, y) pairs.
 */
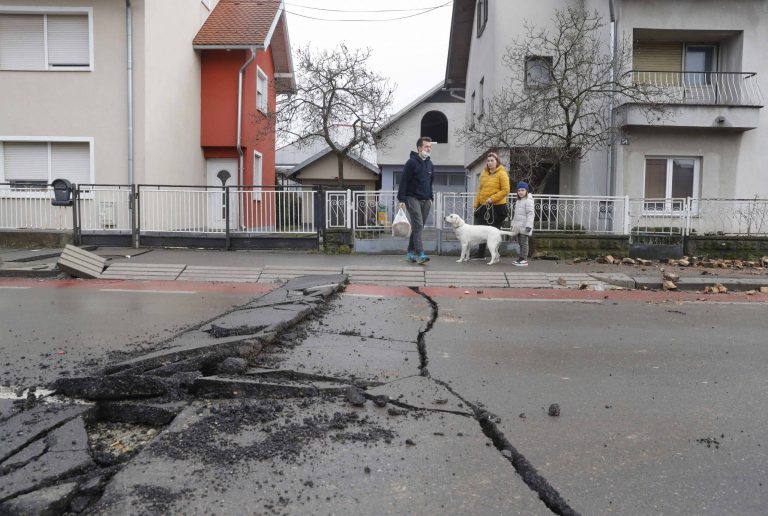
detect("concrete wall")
(0, 0), (127, 183)
(615, 127), (742, 199)
(141, 0), (212, 185)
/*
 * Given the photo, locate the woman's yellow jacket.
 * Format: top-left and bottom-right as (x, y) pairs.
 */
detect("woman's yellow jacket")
(473, 165), (510, 208)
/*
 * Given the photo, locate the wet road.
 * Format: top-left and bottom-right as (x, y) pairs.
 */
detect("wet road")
(1, 277), (767, 514)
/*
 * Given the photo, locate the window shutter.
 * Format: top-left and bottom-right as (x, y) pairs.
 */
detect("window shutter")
(47, 15), (89, 67)
(0, 14), (45, 70)
(3, 142), (49, 182)
(633, 42), (682, 72)
(51, 143), (90, 184)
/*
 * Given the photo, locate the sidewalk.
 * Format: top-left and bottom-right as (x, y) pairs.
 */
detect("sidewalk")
(1, 246), (767, 291)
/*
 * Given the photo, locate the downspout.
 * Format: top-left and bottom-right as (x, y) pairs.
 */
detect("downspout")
(126, 0), (134, 186)
(237, 48), (256, 188)
(126, 0), (135, 247)
(448, 87), (465, 101)
(607, 0), (617, 196)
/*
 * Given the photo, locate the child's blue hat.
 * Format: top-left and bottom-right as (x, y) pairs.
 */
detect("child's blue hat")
(516, 181), (530, 191)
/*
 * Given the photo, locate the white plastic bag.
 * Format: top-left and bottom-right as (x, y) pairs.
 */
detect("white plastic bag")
(391, 207), (411, 238)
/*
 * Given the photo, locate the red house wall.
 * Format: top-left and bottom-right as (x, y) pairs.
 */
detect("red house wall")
(200, 47), (278, 228)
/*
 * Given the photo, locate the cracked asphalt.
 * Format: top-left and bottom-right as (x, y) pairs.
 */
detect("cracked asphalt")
(1, 277), (768, 514)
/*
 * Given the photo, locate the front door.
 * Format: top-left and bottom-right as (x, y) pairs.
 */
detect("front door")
(206, 158), (237, 230)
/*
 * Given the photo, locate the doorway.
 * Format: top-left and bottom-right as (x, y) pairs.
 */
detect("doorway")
(206, 158), (238, 230)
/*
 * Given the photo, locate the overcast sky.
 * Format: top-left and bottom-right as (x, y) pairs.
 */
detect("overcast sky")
(283, 0), (454, 113)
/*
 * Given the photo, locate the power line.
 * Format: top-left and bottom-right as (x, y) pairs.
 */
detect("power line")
(284, 1), (451, 13)
(284, 1), (452, 22)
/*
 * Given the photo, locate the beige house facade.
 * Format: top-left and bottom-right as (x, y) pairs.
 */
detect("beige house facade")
(445, 0), (767, 200)
(0, 0), (217, 187)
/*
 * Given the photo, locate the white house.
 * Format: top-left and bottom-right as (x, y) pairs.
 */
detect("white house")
(445, 0), (767, 200)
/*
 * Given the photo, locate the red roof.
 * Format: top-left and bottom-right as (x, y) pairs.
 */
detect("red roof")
(193, 0), (281, 47)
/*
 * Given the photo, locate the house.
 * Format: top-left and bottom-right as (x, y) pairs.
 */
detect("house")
(0, 0), (293, 192)
(0, 0), (215, 187)
(445, 0), (767, 200)
(287, 148), (380, 192)
(376, 83), (467, 194)
(194, 0), (294, 194)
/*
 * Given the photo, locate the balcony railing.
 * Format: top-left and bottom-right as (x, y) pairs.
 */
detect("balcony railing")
(627, 71), (764, 107)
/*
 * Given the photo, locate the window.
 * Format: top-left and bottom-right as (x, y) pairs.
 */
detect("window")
(476, 0), (488, 37)
(201, 0), (213, 10)
(478, 77), (484, 118)
(0, 8), (92, 71)
(420, 111), (448, 143)
(644, 157), (700, 211)
(0, 139), (92, 192)
(253, 151), (263, 200)
(256, 67), (268, 113)
(525, 56), (553, 88)
(470, 91), (476, 128)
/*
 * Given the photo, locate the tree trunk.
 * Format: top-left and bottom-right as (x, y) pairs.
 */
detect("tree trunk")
(336, 153), (345, 188)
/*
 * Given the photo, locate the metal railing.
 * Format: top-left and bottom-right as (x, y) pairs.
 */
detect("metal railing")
(77, 184), (133, 233)
(689, 198), (768, 236)
(352, 190), (438, 231)
(628, 71), (764, 106)
(137, 185), (317, 235)
(0, 184), (72, 230)
(326, 190), (351, 229)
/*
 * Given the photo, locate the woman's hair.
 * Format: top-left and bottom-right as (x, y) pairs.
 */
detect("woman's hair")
(486, 152), (500, 163)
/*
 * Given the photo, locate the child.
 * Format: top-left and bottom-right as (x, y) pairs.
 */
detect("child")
(510, 181), (534, 266)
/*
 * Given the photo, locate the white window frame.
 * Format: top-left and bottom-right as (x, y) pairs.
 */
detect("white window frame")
(253, 150), (263, 201)
(0, 136), (94, 198)
(642, 156), (701, 214)
(478, 77), (484, 118)
(256, 66), (268, 113)
(0, 5), (94, 71)
(201, 0), (213, 10)
(476, 0), (488, 38)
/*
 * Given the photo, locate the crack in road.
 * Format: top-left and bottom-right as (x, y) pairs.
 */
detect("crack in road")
(410, 287), (580, 516)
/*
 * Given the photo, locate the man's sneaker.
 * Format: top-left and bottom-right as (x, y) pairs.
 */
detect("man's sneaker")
(513, 258), (528, 267)
(417, 253), (430, 264)
(406, 252), (417, 263)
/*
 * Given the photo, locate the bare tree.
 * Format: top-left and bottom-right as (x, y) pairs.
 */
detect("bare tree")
(276, 44), (395, 187)
(458, 6), (671, 192)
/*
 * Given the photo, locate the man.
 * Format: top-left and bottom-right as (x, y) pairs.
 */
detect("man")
(397, 136), (434, 264)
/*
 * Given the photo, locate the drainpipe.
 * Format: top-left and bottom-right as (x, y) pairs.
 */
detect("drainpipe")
(126, 0), (135, 246)
(126, 0), (134, 185)
(237, 48), (256, 187)
(448, 87), (465, 101)
(607, 0), (617, 197)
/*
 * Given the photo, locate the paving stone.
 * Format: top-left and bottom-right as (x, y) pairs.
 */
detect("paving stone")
(177, 265), (262, 283)
(0, 404), (93, 464)
(0, 481), (79, 515)
(100, 263), (186, 280)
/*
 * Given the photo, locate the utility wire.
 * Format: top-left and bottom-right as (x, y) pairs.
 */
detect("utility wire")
(283, 1), (451, 13)
(284, 1), (451, 22)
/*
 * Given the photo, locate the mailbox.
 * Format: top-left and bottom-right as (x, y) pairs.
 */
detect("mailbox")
(51, 178), (73, 207)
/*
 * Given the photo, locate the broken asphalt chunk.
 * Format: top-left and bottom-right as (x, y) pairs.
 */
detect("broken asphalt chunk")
(0, 481), (79, 515)
(0, 417), (92, 503)
(52, 375), (168, 400)
(372, 394), (389, 407)
(548, 404), (561, 417)
(192, 376), (322, 399)
(345, 386), (367, 406)
(96, 401), (188, 426)
(217, 357), (248, 375)
(0, 403), (93, 464)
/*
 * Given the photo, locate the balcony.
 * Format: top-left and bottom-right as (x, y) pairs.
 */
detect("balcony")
(617, 71), (764, 131)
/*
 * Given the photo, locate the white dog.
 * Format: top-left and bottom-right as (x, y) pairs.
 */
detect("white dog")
(444, 213), (517, 265)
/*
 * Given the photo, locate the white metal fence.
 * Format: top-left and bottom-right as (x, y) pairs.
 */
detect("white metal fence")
(137, 186), (316, 234)
(0, 184), (72, 230)
(324, 190), (768, 239)
(78, 185), (133, 233)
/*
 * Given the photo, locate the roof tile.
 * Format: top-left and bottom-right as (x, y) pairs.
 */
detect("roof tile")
(193, 0), (280, 47)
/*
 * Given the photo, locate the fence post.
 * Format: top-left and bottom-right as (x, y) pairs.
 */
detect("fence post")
(317, 186), (325, 247)
(346, 189), (352, 230)
(131, 185), (139, 248)
(435, 191), (442, 255)
(72, 184), (81, 246)
(224, 186), (231, 250)
(623, 195), (631, 236)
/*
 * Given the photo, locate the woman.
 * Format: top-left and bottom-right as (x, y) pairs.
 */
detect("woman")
(510, 181), (535, 266)
(472, 152), (510, 258)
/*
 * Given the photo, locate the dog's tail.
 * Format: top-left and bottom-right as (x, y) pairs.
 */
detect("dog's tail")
(498, 230), (518, 237)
